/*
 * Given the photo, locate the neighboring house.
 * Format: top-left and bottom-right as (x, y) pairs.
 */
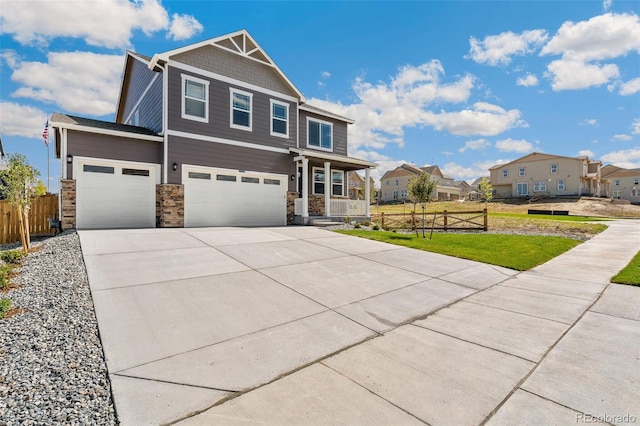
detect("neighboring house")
(489, 152), (607, 199)
(601, 165), (640, 204)
(379, 164), (461, 202)
(50, 30), (375, 229)
(454, 180), (472, 200)
(347, 171), (375, 201)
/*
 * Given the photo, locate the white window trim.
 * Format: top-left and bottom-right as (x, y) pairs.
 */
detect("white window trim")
(558, 179), (565, 191)
(306, 117), (333, 152)
(312, 166), (325, 195)
(181, 74), (209, 123)
(229, 88), (253, 131)
(518, 167), (526, 177)
(551, 164), (558, 174)
(332, 169), (344, 196)
(502, 169), (508, 178)
(533, 181), (547, 192)
(517, 182), (528, 196)
(270, 99), (289, 138)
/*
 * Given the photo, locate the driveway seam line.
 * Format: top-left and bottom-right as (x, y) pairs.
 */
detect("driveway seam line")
(112, 373), (238, 393)
(517, 388), (616, 425)
(462, 299), (576, 325)
(583, 309), (640, 323)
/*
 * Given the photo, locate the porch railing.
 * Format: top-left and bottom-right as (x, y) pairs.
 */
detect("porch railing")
(330, 199), (367, 216)
(294, 198), (303, 215)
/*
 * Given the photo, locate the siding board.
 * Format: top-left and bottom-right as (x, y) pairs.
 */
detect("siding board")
(299, 110), (348, 156)
(120, 58), (163, 132)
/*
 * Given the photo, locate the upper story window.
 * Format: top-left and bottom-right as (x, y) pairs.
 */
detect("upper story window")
(634, 178), (639, 185)
(395, 179), (399, 186)
(182, 75), (209, 123)
(230, 88), (252, 131)
(519, 167), (526, 177)
(502, 169), (508, 178)
(551, 164), (558, 173)
(307, 118), (332, 151)
(615, 179), (620, 186)
(270, 100), (289, 138)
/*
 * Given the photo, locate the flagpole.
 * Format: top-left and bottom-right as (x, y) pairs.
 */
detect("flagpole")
(47, 139), (50, 193)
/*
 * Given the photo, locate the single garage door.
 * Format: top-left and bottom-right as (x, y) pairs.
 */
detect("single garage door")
(75, 157), (160, 229)
(183, 165), (287, 227)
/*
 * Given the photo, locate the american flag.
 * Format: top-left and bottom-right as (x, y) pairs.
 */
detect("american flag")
(42, 119), (49, 147)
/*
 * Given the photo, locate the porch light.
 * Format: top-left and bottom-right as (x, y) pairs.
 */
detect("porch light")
(290, 174), (295, 181)
(172, 162), (178, 171)
(66, 154), (73, 164)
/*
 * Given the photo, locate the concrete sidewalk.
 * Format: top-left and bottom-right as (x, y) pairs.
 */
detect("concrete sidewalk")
(174, 220), (640, 426)
(79, 220), (640, 425)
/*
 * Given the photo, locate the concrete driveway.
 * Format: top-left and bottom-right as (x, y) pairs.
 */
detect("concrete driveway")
(78, 221), (640, 425)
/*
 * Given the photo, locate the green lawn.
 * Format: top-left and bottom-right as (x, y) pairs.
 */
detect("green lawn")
(611, 250), (640, 286)
(336, 230), (581, 271)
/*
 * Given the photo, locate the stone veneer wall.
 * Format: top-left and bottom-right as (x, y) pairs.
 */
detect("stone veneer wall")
(60, 179), (76, 230)
(286, 192), (298, 225)
(156, 184), (184, 227)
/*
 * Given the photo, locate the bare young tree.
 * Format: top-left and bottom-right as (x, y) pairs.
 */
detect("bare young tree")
(407, 172), (437, 238)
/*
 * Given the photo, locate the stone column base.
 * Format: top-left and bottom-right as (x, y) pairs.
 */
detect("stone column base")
(156, 184), (184, 228)
(60, 179), (76, 230)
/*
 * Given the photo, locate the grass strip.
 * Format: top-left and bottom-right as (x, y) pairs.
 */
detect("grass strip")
(336, 230), (581, 271)
(611, 250), (640, 286)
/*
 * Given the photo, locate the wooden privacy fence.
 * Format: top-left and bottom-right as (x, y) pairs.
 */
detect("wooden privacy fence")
(0, 194), (59, 245)
(373, 209), (488, 231)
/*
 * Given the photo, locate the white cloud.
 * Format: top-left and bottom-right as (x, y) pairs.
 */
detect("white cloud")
(541, 13), (640, 91)
(458, 138), (490, 153)
(579, 118), (598, 126)
(441, 162), (490, 181)
(495, 138), (534, 153)
(467, 30), (548, 66)
(0, 0), (200, 49)
(8, 51), (123, 116)
(167, 13), (203, 41)
(632, 118), (640, 134)
(603, 0), (613, 11)
(612, 134), (632, 141)
(321, 71), (331, 78)
(0, 102), (49, 138)
(601, 148), (640, 168)
(620, 77), (640, 95)
(422, 103), (525, 137)
(516, 73), (539, 87)
(578, 149), (595, 157)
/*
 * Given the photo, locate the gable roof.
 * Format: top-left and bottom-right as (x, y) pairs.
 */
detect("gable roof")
(489, 152), (588, 170)
(149, 29), (306, 102)
(299, 103), (354, 124)
(115, 51), (154, 123)
(601, 165), (640, 179)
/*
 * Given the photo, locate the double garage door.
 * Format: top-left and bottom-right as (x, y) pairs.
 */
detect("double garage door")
(75, 158), (160, 229)
(183, 165), (287, 227)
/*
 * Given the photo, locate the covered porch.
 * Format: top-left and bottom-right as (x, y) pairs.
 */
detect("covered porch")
(290, 148), (376, 225)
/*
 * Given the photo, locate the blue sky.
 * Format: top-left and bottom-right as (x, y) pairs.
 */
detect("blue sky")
(1, 0), (639, 192)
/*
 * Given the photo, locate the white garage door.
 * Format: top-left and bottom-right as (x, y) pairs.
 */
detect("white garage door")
(183, 165), (287, 227)
(75, 157), (160, 229)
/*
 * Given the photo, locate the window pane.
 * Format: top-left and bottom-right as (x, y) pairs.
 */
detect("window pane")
(233, 93), (250, 111)
(185, 98), (205, 118)
(273, 104), (287, 119)
(332, 171), (343, 184)
(233, 110), (250, 126)
(216, 174), (237, 181)
(272, 119), (287, 134)
(313, 169), (324, 182)
(321, 124), (331, 148)
(264, 178), (281, 185)
(188, 172), (211, 180)
(332, 184), (342, 196)
(185, 80), (205, 100)
(241, 177), (259, 183)
(83, 165), (114, 174)
(314, 182), (324, 194)
(309, 121), (320, 146)
(122, 168), (150, 177)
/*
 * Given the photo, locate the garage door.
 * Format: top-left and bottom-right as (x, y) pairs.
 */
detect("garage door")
(75, 157), (160, 229)
(183, 165), (287, 227)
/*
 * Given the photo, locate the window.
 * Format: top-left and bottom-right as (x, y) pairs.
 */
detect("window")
(558, 179), (565, 191)
(401, 189), (407, 198)
(517, 182), (528, 196)
(307, 118), (332, 150)
(270, 100), (289, 137)
(264, 178), (281, 185)
(83, 165), (114, 174)
(634, 178), (639, 185)
(230, 89), (252, 130)
(332, 171), (343, 196)
(615, 179), (620, 186)
(519, 167), (526, 177)
(395, 179), (399, 186)
(188, 172), (211, 180)
(216, 174), (237, 182)
(241, 177), (259, 184)
(534, 181), (547, 192)
(551, 164), (558, 174)
(182, 75), (208, 122)
(122, 168), (149, 177)
(502, 169), (509, 178)
(313, 168), (325, 194)
(393, 190), (399, 200)
(386, 181), (389, 186)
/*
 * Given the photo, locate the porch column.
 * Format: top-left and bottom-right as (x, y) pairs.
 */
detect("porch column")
(365, 168), (371, 217)
(301, 158), (309, 219)
(324, 161), (331, 217)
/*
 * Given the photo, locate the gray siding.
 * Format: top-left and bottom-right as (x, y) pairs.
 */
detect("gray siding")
(66, 131), (162, 179)
(168, 134), (296, 191)
(172, 45), (298, 98)
(167, 66), (297, 149)
(119, 58), (163, 133)
(299, 110), (348, 157)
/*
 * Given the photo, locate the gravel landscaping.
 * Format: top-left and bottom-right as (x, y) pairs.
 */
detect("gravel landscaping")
(0, 231), (116, 425)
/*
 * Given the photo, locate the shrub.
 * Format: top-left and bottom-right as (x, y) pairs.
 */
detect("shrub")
(354, 222), (361, 228)
(342, 216), (352, 224)
(373, 225), (380, 230)
(363, 220), (371, 227)
(1, 249), (25, 265)
(0, 298), (11, 319)
(0, 265), (9, 289)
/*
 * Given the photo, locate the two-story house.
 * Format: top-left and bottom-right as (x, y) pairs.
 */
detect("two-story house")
(379, 164), (461, 202)
(602, 165), (640, 204)
(489, 152), (606, 199)
(347, 171), (375, 200)
(50, 30), (375, 229)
